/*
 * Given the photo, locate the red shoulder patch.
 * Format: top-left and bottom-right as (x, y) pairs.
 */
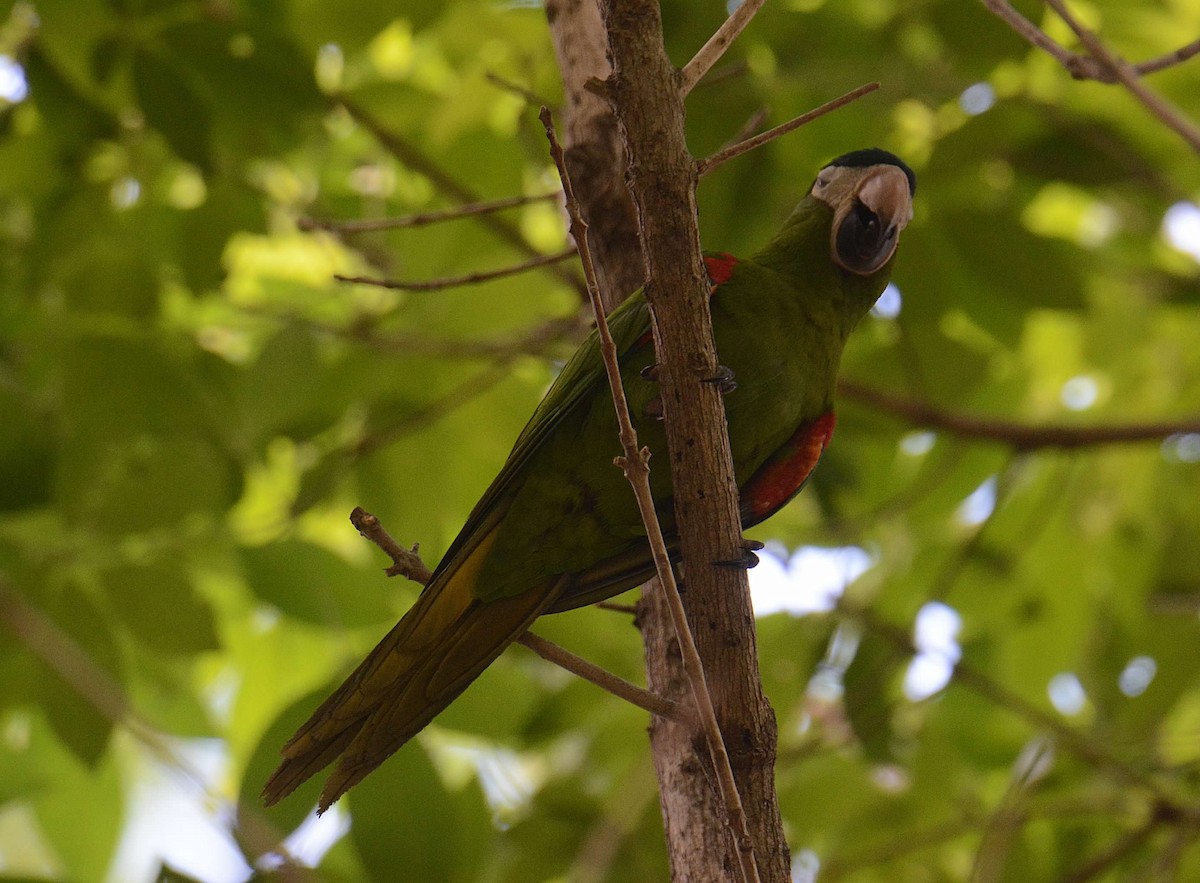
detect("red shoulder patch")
(740, 410), (837, 525)
(704, 253), (738, 286)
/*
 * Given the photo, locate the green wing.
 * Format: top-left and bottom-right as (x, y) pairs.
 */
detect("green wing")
(426, 291), (652, 586)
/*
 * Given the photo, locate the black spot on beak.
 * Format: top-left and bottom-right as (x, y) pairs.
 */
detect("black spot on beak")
(835, 198), (897, 274)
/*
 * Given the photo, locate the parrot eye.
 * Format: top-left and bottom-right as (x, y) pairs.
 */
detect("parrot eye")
(834, 199), (896, 275)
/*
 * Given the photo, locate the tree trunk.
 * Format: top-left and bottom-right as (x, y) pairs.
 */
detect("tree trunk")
(545, 1), (790, 880)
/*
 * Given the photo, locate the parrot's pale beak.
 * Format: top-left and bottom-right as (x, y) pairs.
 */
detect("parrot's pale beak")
(828, 164), (913, 276)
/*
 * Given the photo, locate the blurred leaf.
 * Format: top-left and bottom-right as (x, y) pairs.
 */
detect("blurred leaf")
(132, 48), (214, 174)
(349, 740), (492, 883)
(242, 540), (394, 626)
(102, 562), (220, 655)
(842, 627), (904, 763)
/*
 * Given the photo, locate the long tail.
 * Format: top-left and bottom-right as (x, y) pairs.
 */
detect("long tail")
(262, 544), (567, 811)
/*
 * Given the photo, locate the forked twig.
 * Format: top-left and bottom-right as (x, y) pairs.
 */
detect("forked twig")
(1044, 0), (1200, 155)
(540, 105), (762, 883)
(981, 0), (1200, 156)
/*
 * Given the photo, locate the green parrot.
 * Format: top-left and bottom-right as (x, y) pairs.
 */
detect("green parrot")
(263, 148), (915, 811)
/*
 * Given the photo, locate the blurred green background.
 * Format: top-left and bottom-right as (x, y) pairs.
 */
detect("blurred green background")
(1, 0), (1199, 880)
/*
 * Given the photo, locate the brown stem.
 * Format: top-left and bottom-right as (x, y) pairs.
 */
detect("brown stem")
(335, 247), (576, 292)
(838, 380), (1200, 450)
(335, 94), (586, 295)
(678, 0), (766, 95)
(301, 192), (559, 234)
(516, 632), (690, 723)
(696, 82), (880, 176)
(1043, 0), (1200, 155)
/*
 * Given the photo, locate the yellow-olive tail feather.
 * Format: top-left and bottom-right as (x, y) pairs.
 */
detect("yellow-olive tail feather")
(262, 532), (568, 811)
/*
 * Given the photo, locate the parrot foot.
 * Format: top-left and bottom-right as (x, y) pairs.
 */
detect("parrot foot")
(701, 364), (737, 394)
(640, 363), (661, 382)
(714, 538), (765, 569)
(643, 395), (664, 421)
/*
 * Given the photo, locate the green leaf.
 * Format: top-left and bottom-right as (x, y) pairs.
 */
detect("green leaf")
(102, 562), (220, 656)
(241, 540), (395, 626)
(349, 741), (492, 883)
(842, 626), (905, 763)
(132, 48), (214, 174)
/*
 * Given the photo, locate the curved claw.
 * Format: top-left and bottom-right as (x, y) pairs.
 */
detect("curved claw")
(702, 364), (737, 395)
(714, 538), (765, 569)
(640, 363), (661, 382)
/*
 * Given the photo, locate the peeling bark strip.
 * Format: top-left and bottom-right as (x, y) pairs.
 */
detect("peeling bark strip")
(545, 0), (643, 309)
(598, 1), (790, 880)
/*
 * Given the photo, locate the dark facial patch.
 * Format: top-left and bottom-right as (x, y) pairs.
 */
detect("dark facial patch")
(827, 148), (916, 196)
(835, 198), (898, 274)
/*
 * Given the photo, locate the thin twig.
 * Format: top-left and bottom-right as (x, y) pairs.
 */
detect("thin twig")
(347, 508), (687, 723)
(679, 0), (766, 95)
(486, 71), (554, 107)
(838, 380), (1200, 450)
(722, 107), (771, 152)
(1044, 0), (1200, 155)
(335, 94), (586, 295)
(335, 247), (577, 292)
(980, 1), (1200, 83)
(696, 82), (880, 176)
(849, 604), (1184, 807)
(541, 105), (762, 883)
(301, 193), (559, 234)
(516, 632), (689, 722)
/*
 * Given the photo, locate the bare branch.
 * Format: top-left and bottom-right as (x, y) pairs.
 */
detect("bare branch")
(350, 507), (433, 582)
(541, 105), (762, 883)
(839, 380), (1200, 450)
(696, 82), (880, 176)
(1135, 38), (1200, 77)
(1044, 0), (1200, 155)
(516, 632), (690, 723)
(347, 507), (688, 724)
(300, 192), (559, 234)
(335, 94), (586, 295)
(850, 604), (1185, 807)
(335, 247), (577, 292)
(485, 70), (554, 107)
(981, 1), (1200, 83)
(679, 0), (767, 96)
(980, 0), (1200, 155)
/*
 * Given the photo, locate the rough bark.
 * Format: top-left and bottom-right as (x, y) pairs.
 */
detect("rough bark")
(546, 2), (790, 880)
(545, 0), (643, 308)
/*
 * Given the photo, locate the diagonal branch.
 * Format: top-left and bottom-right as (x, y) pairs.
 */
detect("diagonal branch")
(679, 0), (767, 96)
(981, 1), (1200, 83)
(1043, 0), (1200, 155)
(0, 580), (303, 878)
(334, 94), (586, 296)
(980, 0), (1200, 155)
(335, 247), (577, 292)
(697, 82), (880, 176)
(300, 192), (559, 234)
(839, 380), (1200, 450)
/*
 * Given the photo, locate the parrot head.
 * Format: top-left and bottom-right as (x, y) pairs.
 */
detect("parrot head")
(811, 148), (915, 276)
